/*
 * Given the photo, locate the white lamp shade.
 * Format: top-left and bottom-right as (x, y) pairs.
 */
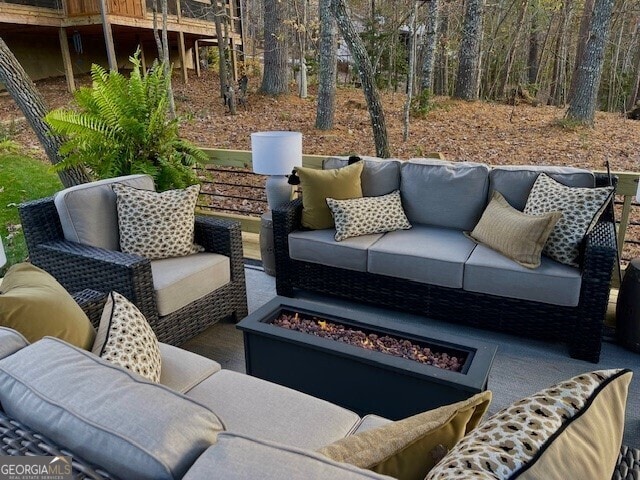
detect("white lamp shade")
(251, 131), (303, 175)
(0, 238), (5, 268)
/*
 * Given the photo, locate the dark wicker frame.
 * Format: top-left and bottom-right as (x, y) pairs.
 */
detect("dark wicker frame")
(19, 197), (248, 346)
(272, 175), (618, 363)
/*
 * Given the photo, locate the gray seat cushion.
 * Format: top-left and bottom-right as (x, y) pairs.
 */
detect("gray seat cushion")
(367, 225), (477, 288)
(463, 244), (582, 306)
(0, 337), (224, 480)
(182, 433), (393, 480)
(54, 174), (155, 251)
(323, 156), (401, 197)
(158, 342), (221, 393)
(0, 327), (28, 360)
(186, 370), (361, 450)
(400, 161), (490, 230)
(489, 166), (595, 211)
(352, 414), (392, 434)
(150, 253), (230, 316)
(289, 229), (384, 272)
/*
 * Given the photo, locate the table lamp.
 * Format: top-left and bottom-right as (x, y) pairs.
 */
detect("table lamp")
(0, 237), (6, 269)
(251, 131), (303, 210)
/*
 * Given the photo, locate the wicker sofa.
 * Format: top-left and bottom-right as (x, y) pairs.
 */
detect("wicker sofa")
(18, 175), (248, 346)
(0, 293), (637, 480)
(0, 290), (640, 480)
(273, 159), (617, 363)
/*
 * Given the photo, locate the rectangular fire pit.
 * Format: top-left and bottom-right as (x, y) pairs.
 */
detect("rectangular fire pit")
(237, 297), (497, 420)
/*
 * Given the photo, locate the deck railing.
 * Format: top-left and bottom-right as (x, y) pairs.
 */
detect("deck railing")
(198, 148), (640, 266)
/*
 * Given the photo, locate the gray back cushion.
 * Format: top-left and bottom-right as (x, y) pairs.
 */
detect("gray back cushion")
(400, 160), (490, 230)
(0, 327), (28, 360)
(489, 166), (595, 211)
(54, 174), (155, 250)
(323, 156), (401, 197)
(0, 337), (224, 480)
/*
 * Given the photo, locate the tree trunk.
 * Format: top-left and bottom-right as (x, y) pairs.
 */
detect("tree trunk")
(568, 0), (595, 102)
(404, 2), (417, 141)
(528, 4), (541, 84)
(454, 0), (485, 100)
(550, 0), (573, 106)
(626, 21), (640, 110)
(420, 0), (440, 93)
(0, 38), (90, 187)
(315, 0), (338, 129)
(152, 0), (176, 118)
(435, 6), (449, 95)
(331, 0), (390, 157)
(214, 2), (237, 114)
(566, 0), (615, 124)
(261, 0), (289, 94)
(500, 0), (528, 97)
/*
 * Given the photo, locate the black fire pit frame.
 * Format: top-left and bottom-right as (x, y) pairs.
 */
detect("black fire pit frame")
(237, 297), (497, 420)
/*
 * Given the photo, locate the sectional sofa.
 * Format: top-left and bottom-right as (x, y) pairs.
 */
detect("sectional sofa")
(273, 158), (617, 362)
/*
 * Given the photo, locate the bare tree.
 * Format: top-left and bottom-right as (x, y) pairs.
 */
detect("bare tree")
(0, 38), (90, 187)
(262, 0), (289, 94)
(454, 0), (485, 100)
(420, 0), (440, 93)
(566, 0), (615, 123)
(331, 0), (390, 157)
(152, 0), (176, 118)
(316, 0), (338, 129)
(404, 1), (418, 140)
(214, 1), (237, 113)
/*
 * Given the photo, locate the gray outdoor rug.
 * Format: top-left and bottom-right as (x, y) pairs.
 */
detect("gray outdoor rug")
(182, 266), (640, 448)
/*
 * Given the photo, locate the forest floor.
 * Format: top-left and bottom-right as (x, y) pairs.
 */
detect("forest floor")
(1, 70), (639, 172)
(0, 70), (638, 261)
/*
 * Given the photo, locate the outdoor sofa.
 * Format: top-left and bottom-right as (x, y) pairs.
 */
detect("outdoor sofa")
(273, 158), (618, 363)
(0, 291), (636, 480)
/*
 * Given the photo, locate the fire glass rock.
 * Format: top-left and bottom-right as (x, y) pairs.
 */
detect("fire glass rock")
(272, 311), (465, 372)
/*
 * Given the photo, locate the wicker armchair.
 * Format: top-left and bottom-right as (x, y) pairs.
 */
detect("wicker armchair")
(19, 194), (248, 346)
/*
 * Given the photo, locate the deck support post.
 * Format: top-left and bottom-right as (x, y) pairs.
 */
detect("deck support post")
(178, 31), (188, 84)
(194, 40), (201, 77)
(58, 28), (76, 93)
(98, 0), (118, 71)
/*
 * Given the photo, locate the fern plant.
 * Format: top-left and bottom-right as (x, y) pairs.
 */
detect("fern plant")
(45, 52), (206, 191)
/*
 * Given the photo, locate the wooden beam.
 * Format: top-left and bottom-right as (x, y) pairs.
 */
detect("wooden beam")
(98, 0), (118, 71)
(0, 4), (62, 27)
(229, 37), (238, 81)
(178, 31), (188, 84)
(58, 27), (76, 93)
(194, 40), (201, 77)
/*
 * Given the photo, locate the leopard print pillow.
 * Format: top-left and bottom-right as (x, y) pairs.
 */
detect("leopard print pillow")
(113, 183), (203, 260)
(326, 190), (412, 241)
(523, 173), (613, 266)
(92, 291), (161, 383)
(426, 369), (626, 480)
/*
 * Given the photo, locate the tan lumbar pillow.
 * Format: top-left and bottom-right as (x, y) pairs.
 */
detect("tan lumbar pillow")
(317, 391), (491, 480)
(0, 263), (95, 349)
(467, 191), (562, 268)
(296, 161), (364, 230)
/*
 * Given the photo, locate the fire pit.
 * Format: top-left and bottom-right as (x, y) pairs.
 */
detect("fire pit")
(237, 297), (497, 420)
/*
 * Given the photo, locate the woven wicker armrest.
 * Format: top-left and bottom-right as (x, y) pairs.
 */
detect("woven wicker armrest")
(272, 198), (304, 236)
(31, 240), (157, 323)
(194, 216), (244, 284)
(582, 221), (617, 277)
(72, 289), (107, 328)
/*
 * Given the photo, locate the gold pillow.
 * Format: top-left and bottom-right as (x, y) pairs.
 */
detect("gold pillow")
(296, 162), (364, 229)
(317, 391), (491, 480)
(467, 191), (562, 268)
(0, 263), (95, 349)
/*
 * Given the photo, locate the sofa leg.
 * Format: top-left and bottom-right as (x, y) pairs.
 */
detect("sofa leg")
(569, 339), (601, 363)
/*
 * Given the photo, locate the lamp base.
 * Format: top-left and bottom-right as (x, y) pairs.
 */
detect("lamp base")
(265, 175), (293, 210)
